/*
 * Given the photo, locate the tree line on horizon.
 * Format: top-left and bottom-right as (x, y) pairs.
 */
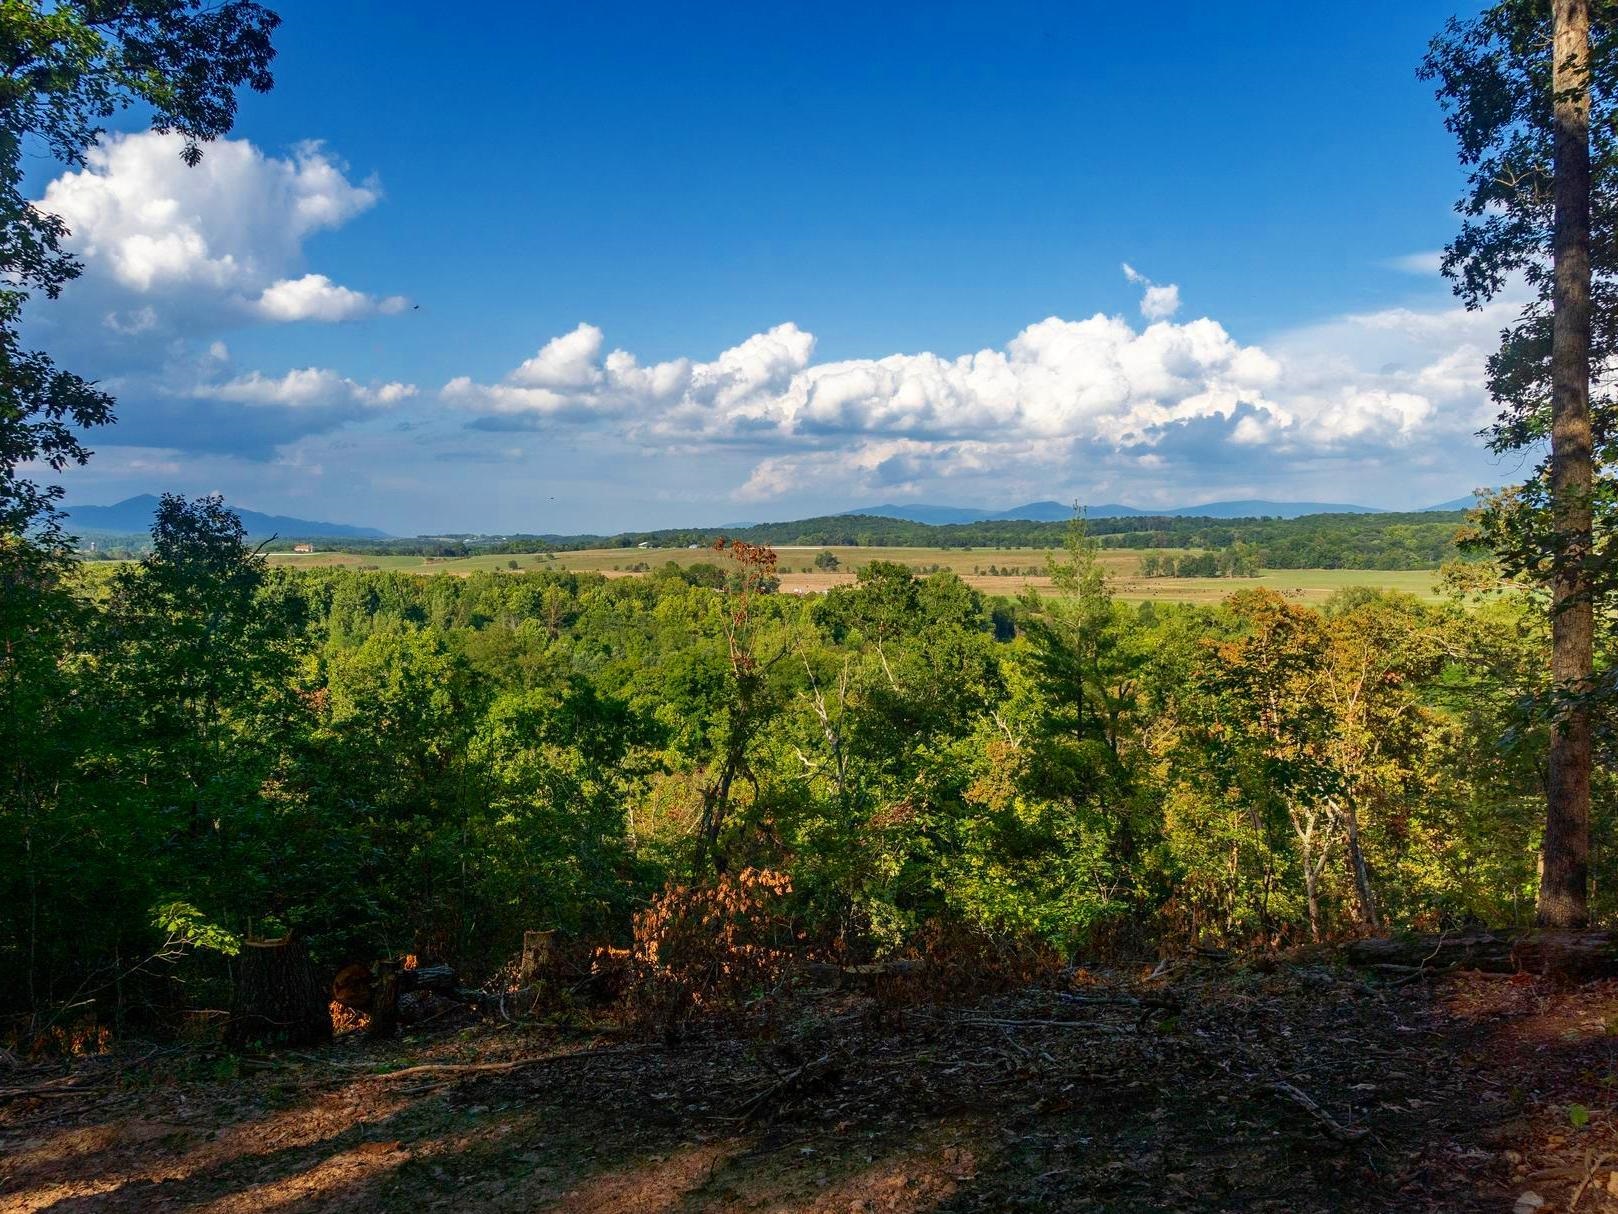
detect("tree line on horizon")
(472, 510), (1474, 570)
(70, 510), (1467, 571)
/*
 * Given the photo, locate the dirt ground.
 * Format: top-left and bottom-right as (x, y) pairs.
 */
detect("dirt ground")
(5, 965), (1618, 1213)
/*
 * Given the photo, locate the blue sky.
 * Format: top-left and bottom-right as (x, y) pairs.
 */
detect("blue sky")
(38, 0), (1510, 535)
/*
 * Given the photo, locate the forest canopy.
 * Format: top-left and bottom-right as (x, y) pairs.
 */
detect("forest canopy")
(0, 498), (1573, 1029)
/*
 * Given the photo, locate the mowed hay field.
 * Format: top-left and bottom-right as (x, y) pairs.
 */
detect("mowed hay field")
(268, 544), (1442, 605)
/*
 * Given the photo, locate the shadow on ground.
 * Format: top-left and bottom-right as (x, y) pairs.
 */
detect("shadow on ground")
(6, 968), (1618, 1213)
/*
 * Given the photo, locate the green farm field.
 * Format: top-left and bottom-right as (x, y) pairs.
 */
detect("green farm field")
(268, 544), (1442, 605)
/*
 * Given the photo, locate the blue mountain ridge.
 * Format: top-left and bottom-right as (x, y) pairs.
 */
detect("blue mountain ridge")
(61, 492), (1479, 543)
(63, 495), (390, 539)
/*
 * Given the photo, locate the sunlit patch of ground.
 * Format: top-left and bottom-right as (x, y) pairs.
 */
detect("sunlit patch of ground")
(9, 967), (1606, 1212)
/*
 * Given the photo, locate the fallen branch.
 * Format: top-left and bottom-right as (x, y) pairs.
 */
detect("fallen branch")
(0, 1044), (164, 1105)
(960, 1017), (1133, 1034)
(732, 1053), (835, 1121)
(1570, 1152), (1612, 1212)
(1268, 1080), (1367, 1144)
(1345, 929), (1618, 978)
(0, 1092), (141, 1130)
(0, 1081), (106, 1103)
(801, 960), (924, 990)
(369, 1040), (654, 1084)
(1057, 991), (1181, 1012)
(371, 1058), (546, 1082)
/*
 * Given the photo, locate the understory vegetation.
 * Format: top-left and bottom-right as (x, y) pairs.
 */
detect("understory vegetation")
(1, 495), (1596, 1036)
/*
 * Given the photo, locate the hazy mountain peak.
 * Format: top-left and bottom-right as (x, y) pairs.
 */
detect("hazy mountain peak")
(63, 495), (389, 539)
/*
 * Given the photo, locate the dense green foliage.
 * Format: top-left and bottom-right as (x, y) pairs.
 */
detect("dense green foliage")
(0, 0), (281, 1033)
(3, 499), (1603, 1031)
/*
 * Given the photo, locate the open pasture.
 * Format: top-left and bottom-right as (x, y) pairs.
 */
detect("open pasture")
(268, 544), (1442, 604)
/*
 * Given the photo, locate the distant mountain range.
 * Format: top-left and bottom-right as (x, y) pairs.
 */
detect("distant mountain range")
(1420, 495), (1482, 512)
(60, 491), (1481, 546)
(847, 498), (1470, 525)
(63, 495), (389, 539)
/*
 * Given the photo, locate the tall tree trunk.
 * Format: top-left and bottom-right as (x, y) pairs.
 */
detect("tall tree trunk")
(1303, 860), (1321, 944)
(1338, 799), (1380, 931)
(1292, 805), (1328, 942)
(1540, 0), (1595, 929)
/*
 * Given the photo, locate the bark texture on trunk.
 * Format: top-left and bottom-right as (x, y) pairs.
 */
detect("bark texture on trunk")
(1541, 0), (1596, 929)
(367, 958), (401, 1039)
(225, 936), (332, 1049)
(1340, 801), (1380, 931)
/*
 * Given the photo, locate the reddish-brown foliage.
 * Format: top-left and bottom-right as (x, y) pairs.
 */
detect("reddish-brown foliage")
(626, 868), (798, 1036)
(875, 920), (1065, 1006)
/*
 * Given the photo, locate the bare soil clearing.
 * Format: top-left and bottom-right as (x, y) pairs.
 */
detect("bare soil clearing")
(4, 967), (1610, 1212)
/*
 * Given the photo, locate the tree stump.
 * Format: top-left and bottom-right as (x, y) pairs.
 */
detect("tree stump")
(332, 963), (373, 1011)
(225, 936), (332, 1049)
(368, 958), (401, 1039)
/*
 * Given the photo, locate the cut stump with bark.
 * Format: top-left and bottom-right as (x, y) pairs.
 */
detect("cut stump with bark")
(368, 959), (401, 1039)
(225, 936), (333, 1049)
(1344, 929), (1618, 978)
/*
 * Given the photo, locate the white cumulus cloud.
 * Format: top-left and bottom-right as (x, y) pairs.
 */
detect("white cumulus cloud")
(195, 367), (416, 409)
(255, 274), (408, 322)
(28, 132), (416, 461)
(444, 321), (814, 429)
(441, 279), (1500, 506)
(446, 312), (1297, 453)
(1122, 262), (1182, 321)
(35, 132), (406, 336)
